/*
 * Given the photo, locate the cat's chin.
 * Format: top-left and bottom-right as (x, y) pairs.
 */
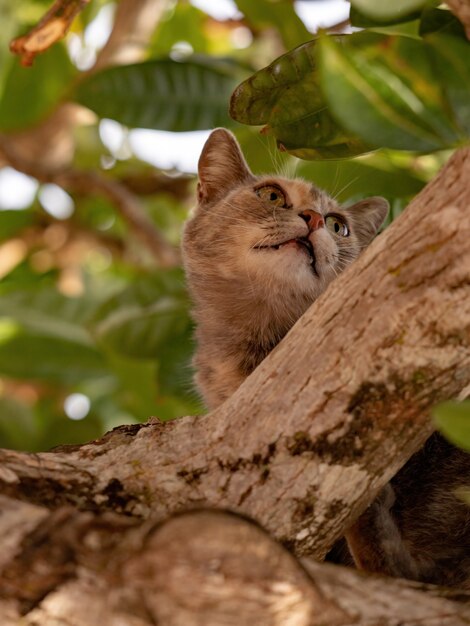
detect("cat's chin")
(251, 243), (318, 279)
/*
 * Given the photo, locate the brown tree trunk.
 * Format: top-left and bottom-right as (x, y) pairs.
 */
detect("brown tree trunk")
(1, 501), (469, 625)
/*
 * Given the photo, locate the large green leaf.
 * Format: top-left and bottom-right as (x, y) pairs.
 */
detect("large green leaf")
(433, 401), (470, 452)
(0, 43), (76, 132)
(230, 38), (371, 159)
(425, 33), (470, 135)
(349, 0), (428, 23)
(317, 32), (464, 152)
(91, 270), (191, 359)
(74, 57), (241, 131)
(235, 0), (311, 51)
(230, 39), (322, 127)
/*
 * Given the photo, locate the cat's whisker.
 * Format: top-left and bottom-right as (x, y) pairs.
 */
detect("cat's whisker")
(332, 176), (360, 201)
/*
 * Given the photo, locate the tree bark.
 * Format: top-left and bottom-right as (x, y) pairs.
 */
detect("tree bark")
(1, 502), (469, 625)
(0, 148), (469, 562)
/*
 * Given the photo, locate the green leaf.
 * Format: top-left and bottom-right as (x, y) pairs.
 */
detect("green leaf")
(433, 401), (470, 452)
(235, 0), (311, 51)
(105, 352), (160, 420)
(296, 153), (426, 200)
(91, 270), (191, 359)
(230, 37), (372, 159)
(425, 34), (470, 135)
(157, 326), (195, 399)
(349, 0), (428, 23)
(419, 7), (466, 38)
(350, 6), (421, 28)
(74, 57), (241, 131)
(230, 39), (322, 127)
(317, 33), (464, 152)
(0, 43), (76, 132)
(0, 286), (100, 345)
(0, 324), (108, 384)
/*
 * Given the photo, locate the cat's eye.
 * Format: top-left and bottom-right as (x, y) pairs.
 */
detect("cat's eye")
(325, 215), (349, 237)
(255, 185), (287, 208)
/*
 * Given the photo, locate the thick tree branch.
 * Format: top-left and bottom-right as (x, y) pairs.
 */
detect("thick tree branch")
(1, 501), (469, 625)
(0, 149), (468, 558)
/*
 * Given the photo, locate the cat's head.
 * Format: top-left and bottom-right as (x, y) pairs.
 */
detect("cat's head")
(183, 129), (388, 305)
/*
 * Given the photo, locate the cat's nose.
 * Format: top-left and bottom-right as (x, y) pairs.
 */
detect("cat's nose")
(299, 209), (324, 232)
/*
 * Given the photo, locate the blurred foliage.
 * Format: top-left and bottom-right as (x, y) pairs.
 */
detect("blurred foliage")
(433, 401), (470, 452)
(231, 5), (470, 158)
(0, 0), (467, 452)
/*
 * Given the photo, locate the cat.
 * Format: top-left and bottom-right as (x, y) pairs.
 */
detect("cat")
(183, 128), (388, 409)
(182, 128), (470, 590)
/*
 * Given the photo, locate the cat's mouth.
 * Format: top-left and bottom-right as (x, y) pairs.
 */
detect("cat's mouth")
(255, 237), (317, 273)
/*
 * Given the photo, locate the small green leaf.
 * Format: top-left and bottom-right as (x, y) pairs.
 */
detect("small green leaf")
(317, 33), (463, 152)
(349, 0), (428, 23)
(433, 401), (470, 452)
(0, 43), (76, 132)
(74, 57), (241, 131)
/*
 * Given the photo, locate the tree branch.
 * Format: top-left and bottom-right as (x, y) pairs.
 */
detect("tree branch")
(0, 148), (468, 558)
(10, 0), (90, 66)
(0, 502), (468, 625)
(0, 138), (180, 267)
(92, 0), (170, 71)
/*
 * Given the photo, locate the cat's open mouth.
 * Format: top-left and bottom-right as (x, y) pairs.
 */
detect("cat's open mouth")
(255, 237), (317, 272)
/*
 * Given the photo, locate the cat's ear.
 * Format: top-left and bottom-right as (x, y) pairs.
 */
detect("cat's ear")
(346, 197), (389, 247)
(197, 128), (254, 207)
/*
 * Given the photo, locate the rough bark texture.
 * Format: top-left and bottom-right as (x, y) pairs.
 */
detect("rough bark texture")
(1, 502), (469, 625)
(0, 148), (469, 563)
